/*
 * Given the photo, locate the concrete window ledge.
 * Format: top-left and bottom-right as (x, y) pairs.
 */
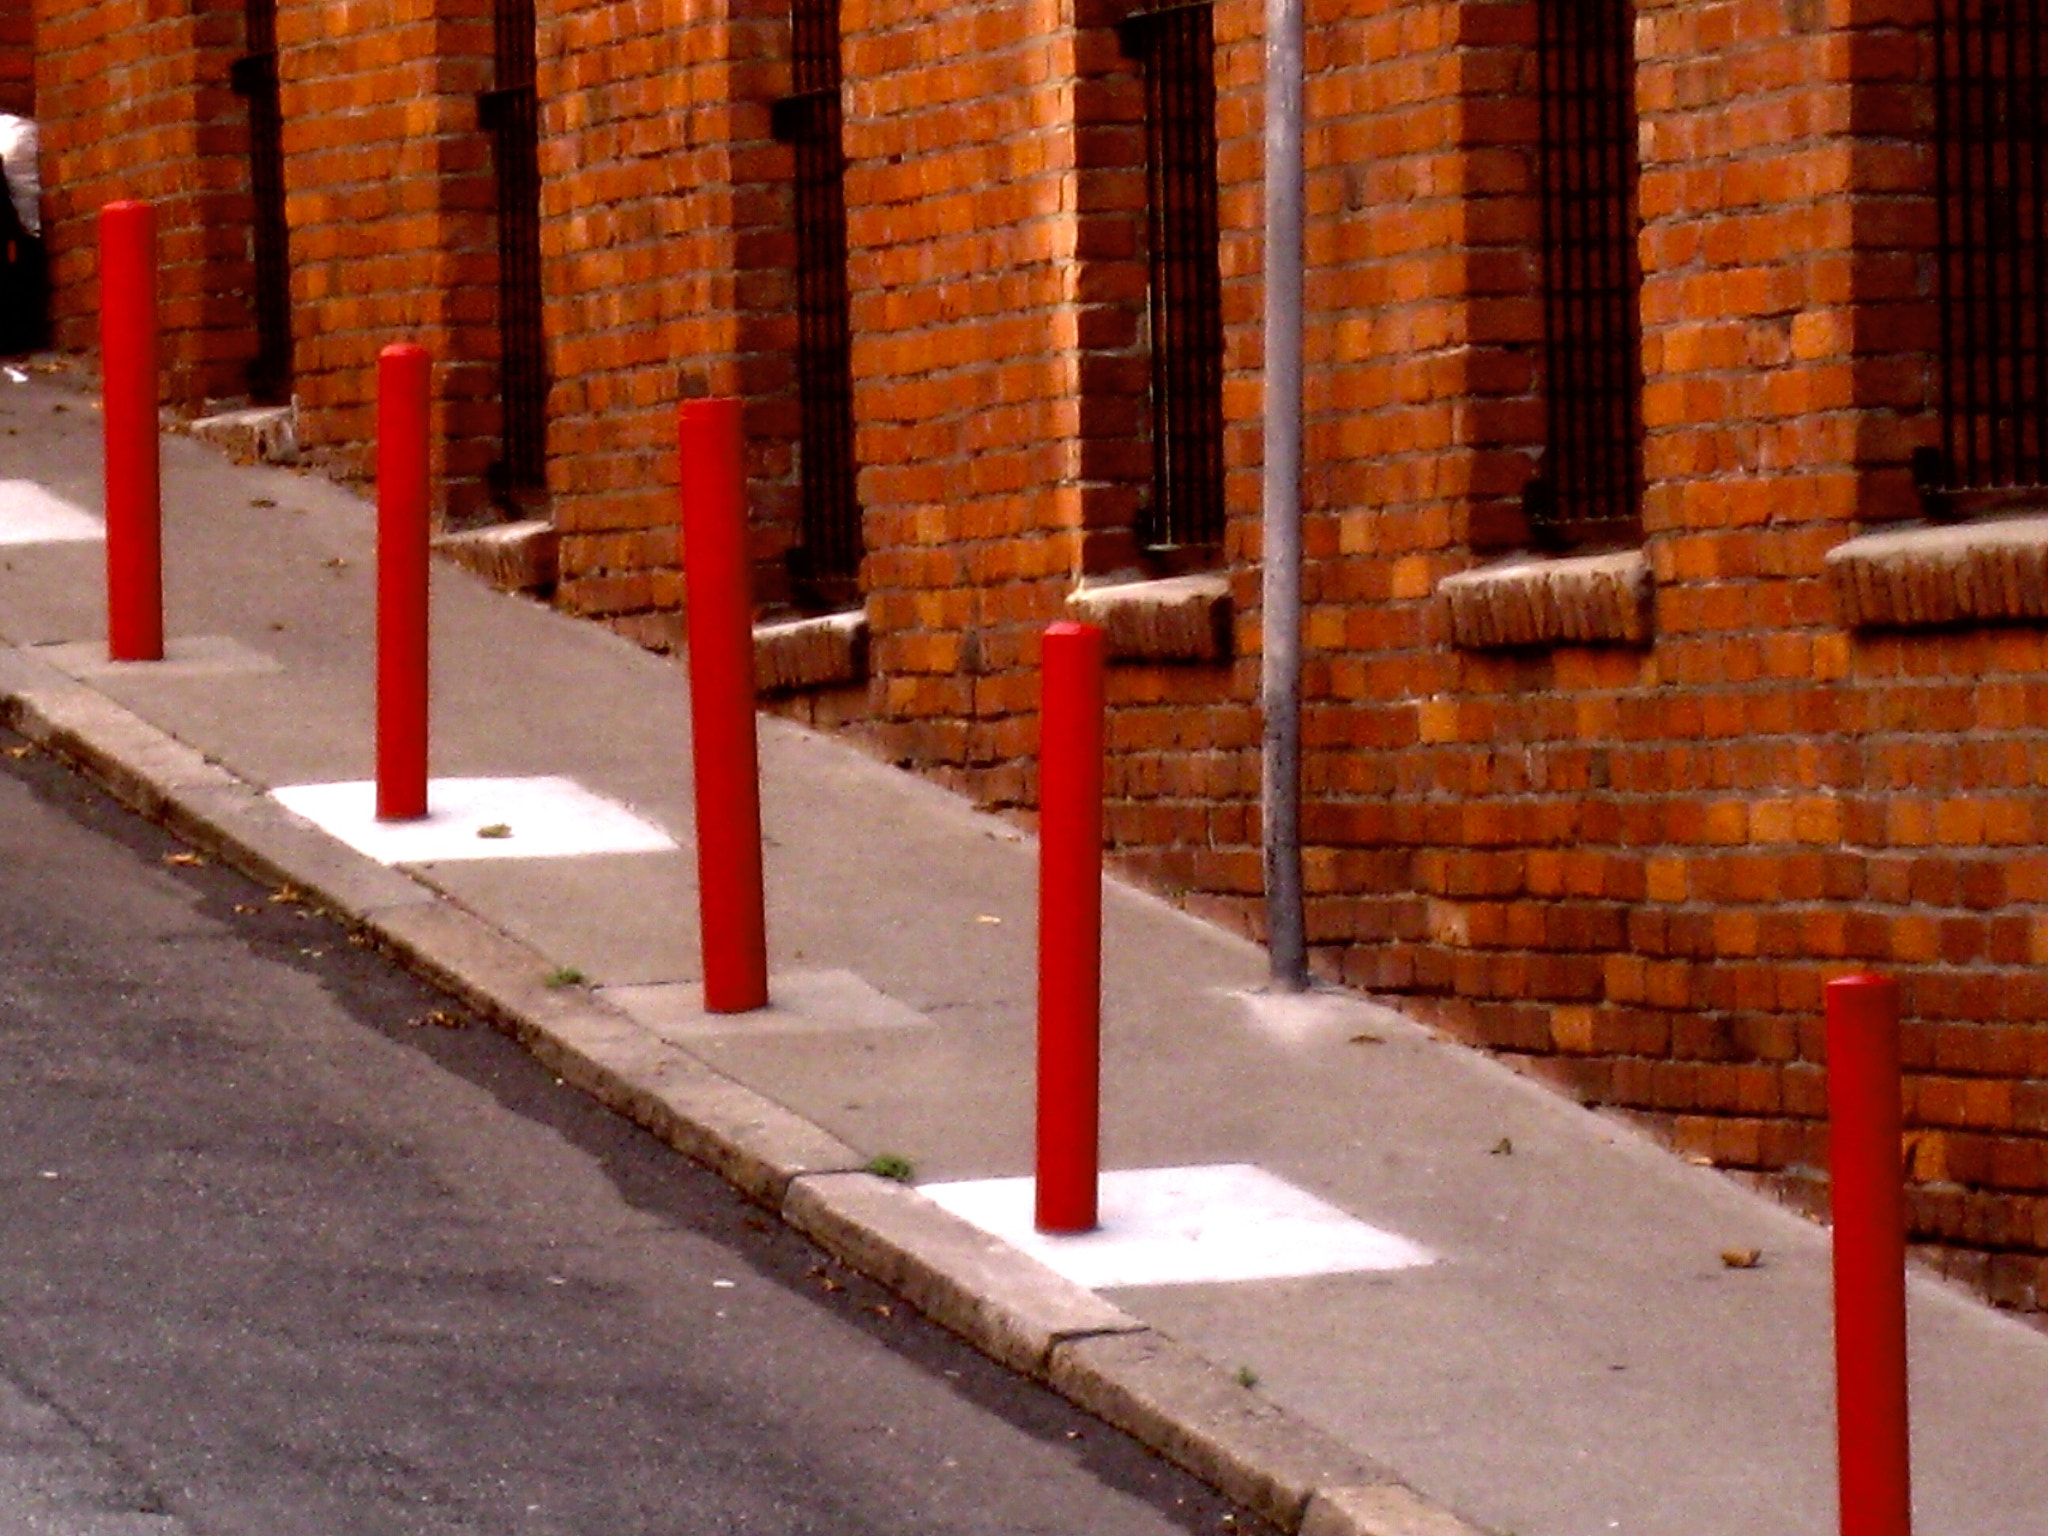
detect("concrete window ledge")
(1826, 513), (2048, 628)
(753, 610), (868, 692)
(1065, 573), (1232, 664)
(1438, 549), (1652, 649)
(433, 519), (558, 595)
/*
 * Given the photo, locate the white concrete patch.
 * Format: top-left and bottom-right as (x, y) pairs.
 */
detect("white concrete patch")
(1229, 984), (1429, 1046)
(604, 968), (933, 1038)
(921, 1164), (1434, 1290)
(0, 481), (102, 545)
(271, 776), (676, 864)
(37, 634), (283, 679)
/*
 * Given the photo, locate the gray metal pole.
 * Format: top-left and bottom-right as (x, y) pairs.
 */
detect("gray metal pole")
(1260, 0), (1307, 990)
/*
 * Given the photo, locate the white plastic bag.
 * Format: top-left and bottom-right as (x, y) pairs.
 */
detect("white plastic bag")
(0, 115), (41, 237)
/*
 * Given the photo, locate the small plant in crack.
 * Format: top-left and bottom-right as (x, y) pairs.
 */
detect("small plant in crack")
(865, 1153), (915, 1183)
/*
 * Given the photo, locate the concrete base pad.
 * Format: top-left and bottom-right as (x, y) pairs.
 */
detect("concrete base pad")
(0, 481), (100, 544)
(272, 776), (676, 863)
(922, 1165), (1434, 1290)
(38, 635), (283, 680)
(603, 969), (934, 1038)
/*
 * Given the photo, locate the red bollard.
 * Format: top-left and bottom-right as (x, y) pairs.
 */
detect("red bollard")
(678, 397), (768, 1014)
(1825, 973), (1913, 1536)
(376, 343), (432, 822)
(99, 201), (162, 662)
(1036, 621), (1106, 1234)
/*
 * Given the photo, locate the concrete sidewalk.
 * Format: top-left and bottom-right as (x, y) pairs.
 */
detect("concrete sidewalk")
(2, 363), (2044, 1536)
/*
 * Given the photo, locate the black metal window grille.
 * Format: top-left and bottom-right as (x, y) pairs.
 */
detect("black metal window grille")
(1528, 0), (1643, 548)
(1925, 0), (2048, 514)
(230, 0), (291, 404)
(480, 0), (547, 501)
(771, 0), (862, 597)
(1120, 1), (1225, 557)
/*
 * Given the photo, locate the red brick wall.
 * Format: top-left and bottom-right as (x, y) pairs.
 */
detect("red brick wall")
(0, 0), (32, 116)
(32, 0), (256, 404)
(541, 0), (2048, 1317)
(278, 0), (500, 521)
(24, 0), (2048, 1318)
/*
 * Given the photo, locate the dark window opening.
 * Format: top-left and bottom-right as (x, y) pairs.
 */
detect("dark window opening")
(772, 0), (862, 607)
(1120, 1), (1225, 563)
(1527, 0), (1643, 549)
(1923, 0), (2048, 517)
(230, 0), (291, 405)
(480, 0), (547, 505)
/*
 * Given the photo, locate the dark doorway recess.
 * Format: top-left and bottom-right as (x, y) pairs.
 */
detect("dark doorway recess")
(773, 0), (862, 606)
(480, 0), (548, 507)
(1528, 0), (1643, 549)
(1119, 1), (1226, 565)
(230, 0), (292, 405)
(1924, 0), (2048, 517)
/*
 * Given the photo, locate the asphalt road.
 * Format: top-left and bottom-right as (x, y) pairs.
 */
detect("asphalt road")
(0, 727), (1269, 1536)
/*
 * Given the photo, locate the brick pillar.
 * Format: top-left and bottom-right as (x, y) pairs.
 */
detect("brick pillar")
(32, 0), (258, 405)
(844, 0), (1111, 804)
(1636, 0), (1930, 608)
(539, 0), (795, 649)
(276, 0), (498, 525)
(1629, 0), (1933, 1081)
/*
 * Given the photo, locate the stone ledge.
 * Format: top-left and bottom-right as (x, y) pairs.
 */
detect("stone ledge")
(434, 518), (557, 595)
(1825, 513), (2048, 628)
(189, 404), (298, 465)
(753, 609), (868, 692)
(1066, 572), (1232, 663)
(1438, 550), (1652, 649)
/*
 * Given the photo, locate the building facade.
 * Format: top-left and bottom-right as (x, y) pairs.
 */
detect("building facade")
(20, 0), (2048, 1319)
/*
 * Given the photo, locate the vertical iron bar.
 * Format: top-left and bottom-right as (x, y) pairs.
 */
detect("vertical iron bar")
(1934, 0), (1959, 484)
(787, 0), (860, 587)
(1934, 0), (2048, 496)
(1532, 0), (1640, 543)
(1131, 3), (1223, 553)
(2023, 0), (2039, 481)
(1990, 3), (2015, 478)
(1262, 0), (1308, 991)
(1961, 0), (1979, 485)
(488, 0), (547, 497)
(240, 0), (291, 405)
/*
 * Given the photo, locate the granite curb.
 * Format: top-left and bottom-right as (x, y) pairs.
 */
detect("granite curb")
(0, 665), (1494, 1536)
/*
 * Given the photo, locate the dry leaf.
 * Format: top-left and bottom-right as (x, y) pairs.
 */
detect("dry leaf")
(1489, 1136), (1515, 1156)
(1347, 1031), (1387, 1046)
(975, 914), (1002, 925)
(476, 823), (513, 839)
(1721, 1247), (1763, 1269)
(268, 885), (304, 905)
(162, 851), (206, 867)
(4, 744), (34, 759)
